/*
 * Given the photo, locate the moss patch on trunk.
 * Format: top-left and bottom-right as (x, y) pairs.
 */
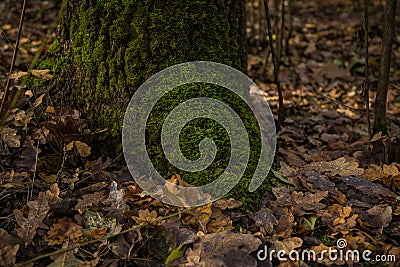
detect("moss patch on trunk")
(44, 0), (272, 208)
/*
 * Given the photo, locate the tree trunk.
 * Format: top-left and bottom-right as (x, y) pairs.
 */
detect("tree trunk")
(373, 0), (397, 133)
(51, 0), (245, 140)
(43, 0), (269, 207)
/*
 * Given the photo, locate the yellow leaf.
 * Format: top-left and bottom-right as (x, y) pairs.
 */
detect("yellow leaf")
(75, 141), (91, 157)
(9, 71), (28, 80)
(66, 141), (75, 151)
(29, 69), (53, 80)
(33, 93), (46, 108)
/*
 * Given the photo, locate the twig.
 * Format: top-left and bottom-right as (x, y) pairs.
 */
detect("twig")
(263, 0), (284, 130)
(277, 0), (284, 64)
(0, 0), (27, 116)
(28, 141), (40, 202)
(285, 0), (293, 56)
(16, 206), (196, 266)
(311, 83), (400, 124)
(364, 0), (372, 140)
(390, 83), (400, 93)
(56, 144), (67, 184)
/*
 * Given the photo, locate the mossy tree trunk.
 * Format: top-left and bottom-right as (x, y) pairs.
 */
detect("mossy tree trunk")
(46, 0), (269, 207)
(51, 0), (246, 144)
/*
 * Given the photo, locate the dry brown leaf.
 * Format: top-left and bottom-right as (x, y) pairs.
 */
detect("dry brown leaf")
(17, 136), (39, 172)
(249, 207), (278, 235)
(341, 176), (397, 200)
(360, 205), (392, 229)
(45, 183), (60, 205)
(14, 192), (50, 246)
(333, 214), (358, 235)
(360, 165), (388, 181)
(274, 207), (295, 238)
(66, 141), (91, 157)
(292, 191), (329, 216)
(108, 235), (131, 259)
(0, 229), (20, 267)
(1, 127), (21, 148)
(45, 217), (83, 245)
(74, 141), (91, 157)
(177, 231), (261, 267)
(333, 206), (352, 226)
(33, 93), (45, 108)
(85, 227), (107, 239)
(371, 131), (382, 142)
(307, 157), (364, 176)
(383, 164), (399, 176)
(9, 71), (28, 80)
(132, 209), (162, 225)
(213, 198), (243, 210)
(29, 69), (53, 80)
(75, 191), (106, 215)
(272, 237), (303, 254)
(181, 203), (212, 232)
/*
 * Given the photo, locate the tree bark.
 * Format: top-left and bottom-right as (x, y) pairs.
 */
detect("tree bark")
(43, 0), (269, 207)
(373, 0), (397, 133)
(49, 0), (246, 142)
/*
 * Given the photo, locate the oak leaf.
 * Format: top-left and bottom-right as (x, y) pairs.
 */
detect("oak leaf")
(14, 192), (50, 246)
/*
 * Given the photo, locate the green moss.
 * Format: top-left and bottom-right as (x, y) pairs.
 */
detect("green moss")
(49, 0), (269, 208)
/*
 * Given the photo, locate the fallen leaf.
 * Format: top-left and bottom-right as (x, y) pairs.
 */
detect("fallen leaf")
(302, 215), (317, 230)
(74, 141), (91, 157)
(274, 206), (295, 238)
(360, 205), (392, 230)
(17, 136), (39, 172)
(85, 227), (107, 239)
(9, 71), (28, 80)
(0, 229), (20, 267)
(176, 231), (261, 267)
(181, 204), (212, 232)
(108, 235), (131, 259)
(45, 183), (60, 205)
(132, 209), (162, 225)
(33, 93), (46, 108)
(213, 198), (242, 210)
(75, 191), (106, 214)
(341, 176), (397, 200)
(1, 127), (21, 148)
(272, 237), (303, 254)
(307, 157), (364, 176)
(48, 242), (83, 267)
(249, 207), (278, 235)
(333, 206), (352, 226)
(371, 131), (382, 142)
(14, 192), (50, 246)
(45, 217), (83, 245)
(29, 69), (53, 80)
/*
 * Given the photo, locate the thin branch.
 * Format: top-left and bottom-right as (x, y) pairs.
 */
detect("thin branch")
(263, 0), (284, 130)
(0, 0), (27, 116)
(311, 83), (400, 124)
(364, 0), (372, 140)
(16, 206), (196, 266)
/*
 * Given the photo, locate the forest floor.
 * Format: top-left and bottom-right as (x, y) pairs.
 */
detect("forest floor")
(0, 0), (399, 266)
